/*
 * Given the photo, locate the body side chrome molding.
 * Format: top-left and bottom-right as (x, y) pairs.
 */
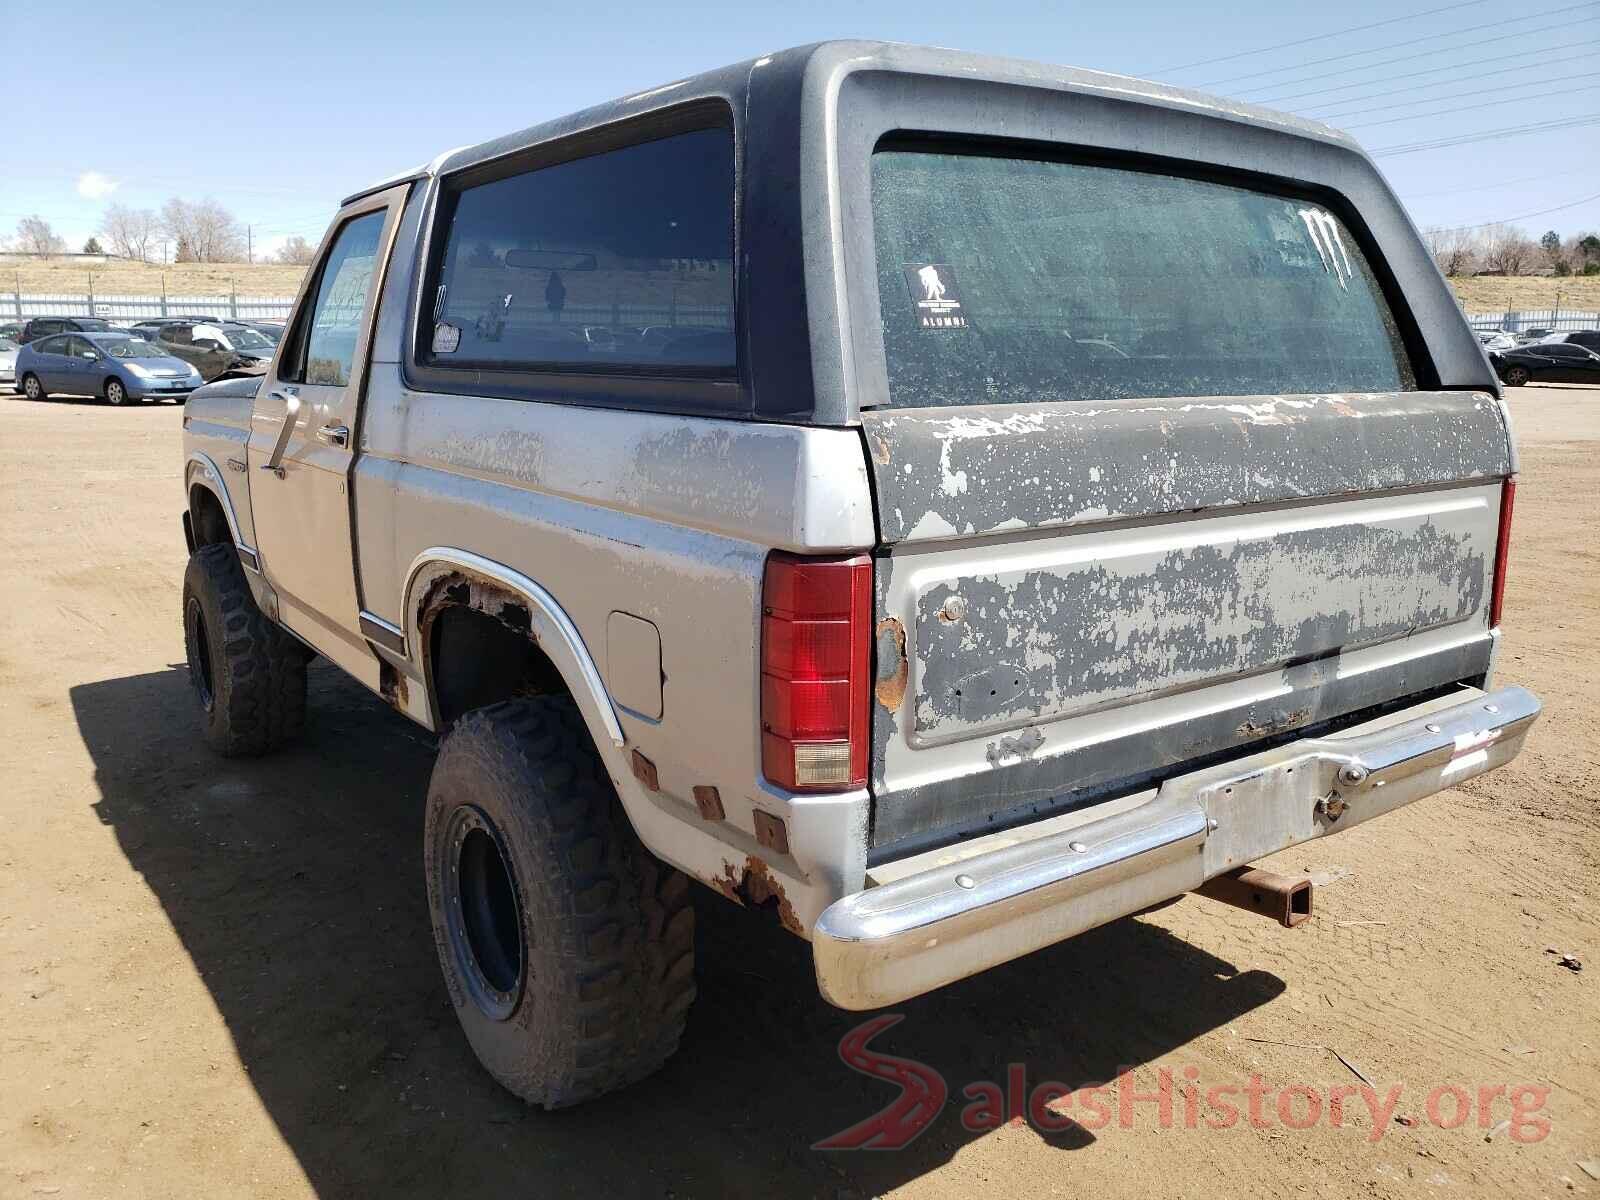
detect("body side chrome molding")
(358, 610), (406, 655)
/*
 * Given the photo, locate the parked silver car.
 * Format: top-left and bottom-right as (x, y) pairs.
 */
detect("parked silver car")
(0, 337), (18, 391)
(16, 331), (202, 404)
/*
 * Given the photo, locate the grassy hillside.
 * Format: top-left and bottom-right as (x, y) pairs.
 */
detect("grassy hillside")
(1446, 274), (1600, 314)
(4, 258), (1598, 314)
(3, 260), (309, 297)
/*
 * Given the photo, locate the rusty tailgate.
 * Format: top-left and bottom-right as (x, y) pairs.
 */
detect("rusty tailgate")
(863, 390), (1513, 853)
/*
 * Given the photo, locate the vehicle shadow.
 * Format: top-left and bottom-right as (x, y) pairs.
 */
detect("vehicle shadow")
(73, 665), (1284, 1198)
(6, 391), (182, 406)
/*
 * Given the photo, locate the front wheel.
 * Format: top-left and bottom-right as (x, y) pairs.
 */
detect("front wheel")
(104, 377), (128, 406)
(182, 543), (307, 756)
(21, 373), (45, 401)
(424, 697), (695, 1108)
(1503, 365), (1531, 387)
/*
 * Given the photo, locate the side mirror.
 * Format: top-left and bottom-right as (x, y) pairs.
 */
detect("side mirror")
(81, 350), (98, 360)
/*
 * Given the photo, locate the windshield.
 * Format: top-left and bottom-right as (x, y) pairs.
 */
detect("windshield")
(223, 327), (275, 351)
(99, 337), (163, 359)
(869, 149), (1414, 408)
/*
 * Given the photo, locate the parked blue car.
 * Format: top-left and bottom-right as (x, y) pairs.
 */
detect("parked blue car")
(15, 331), (203, 405)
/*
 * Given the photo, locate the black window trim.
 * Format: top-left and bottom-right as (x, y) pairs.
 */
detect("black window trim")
(858, 130), (1438, 403)
(404, 97), (745, 416)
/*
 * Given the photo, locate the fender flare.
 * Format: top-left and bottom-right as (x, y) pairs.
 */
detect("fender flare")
(401, 547), (625, 749)
(185, 451), (260, 571)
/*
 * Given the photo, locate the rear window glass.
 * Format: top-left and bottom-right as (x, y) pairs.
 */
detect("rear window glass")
(427, 126), (735, 373)
(869, 149), (1414, 408)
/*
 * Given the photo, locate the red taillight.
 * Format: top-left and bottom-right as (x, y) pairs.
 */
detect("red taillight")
(1489, 477), (1516, 629)
(760, 552), (872, 792)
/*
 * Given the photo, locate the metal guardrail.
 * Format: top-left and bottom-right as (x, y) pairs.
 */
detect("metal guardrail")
(5, 292), (297, 321)
(1464, 309), (1599, 335)
(2, 293), (735, 329)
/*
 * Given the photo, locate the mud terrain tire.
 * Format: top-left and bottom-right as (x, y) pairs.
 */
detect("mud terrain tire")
(424, 697), (695, 1108)
(182, 543), (307, 756)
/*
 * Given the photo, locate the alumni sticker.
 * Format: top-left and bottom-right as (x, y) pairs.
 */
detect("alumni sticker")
(903, 264), (968, 330)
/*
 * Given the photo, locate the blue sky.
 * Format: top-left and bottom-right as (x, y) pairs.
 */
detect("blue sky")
(9, 0), (1598, 259)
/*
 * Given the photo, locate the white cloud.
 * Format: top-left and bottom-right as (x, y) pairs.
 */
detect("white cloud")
(76, 171), (120, 200)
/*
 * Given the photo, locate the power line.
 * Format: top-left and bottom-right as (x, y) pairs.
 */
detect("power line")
(1371, 114), (1600, 155)
(1310, 58), (1599, 118)
(1424, 190), (1600, 231)
(1197, 2), (1596, 89)
(1400, 165), (1598, 200)
(1344, 83), (1600, 129)
(1249, 37), (1600, 106)
(1144, 0), (1490, 75)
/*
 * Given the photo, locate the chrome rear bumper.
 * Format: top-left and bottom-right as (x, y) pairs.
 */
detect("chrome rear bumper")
(813, 685), (1540, 1009)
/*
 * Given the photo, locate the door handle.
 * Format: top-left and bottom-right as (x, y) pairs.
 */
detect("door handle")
(315, 422), (350, 448)
(261, 391), (301, 478)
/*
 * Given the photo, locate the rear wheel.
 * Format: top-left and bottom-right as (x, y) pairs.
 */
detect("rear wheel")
(104, 377), (128, 406)
(182, 543), (307, 756)
(21, 373), (45, 401)
(424, 697), (695, 1108)
(1503, 364), (1531, 387)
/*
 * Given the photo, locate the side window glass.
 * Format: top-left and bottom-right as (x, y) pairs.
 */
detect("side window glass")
(427, 125), (735, 372)
(165, 324), (191, 346)
(38, 335), (66, 355)
(65, 336), (89, 358)
(284, 212), (384, 387)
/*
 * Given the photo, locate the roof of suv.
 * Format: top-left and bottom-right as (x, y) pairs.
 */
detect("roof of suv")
(341, 40), (1351, 205)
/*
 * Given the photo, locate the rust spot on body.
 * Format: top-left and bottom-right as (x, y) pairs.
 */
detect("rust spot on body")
(417, 570), (538, 649)
(712, 855), (804, 936)
(874, 616), (909, 712)
(1237, 708), (1312, 740)
(378, 661), (408, 709)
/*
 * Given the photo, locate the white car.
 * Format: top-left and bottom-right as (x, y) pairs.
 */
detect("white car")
(0, 337), (18, 391)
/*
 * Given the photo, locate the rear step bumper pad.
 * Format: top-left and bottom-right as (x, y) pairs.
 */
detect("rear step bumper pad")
(813, 685), (1541, 1009)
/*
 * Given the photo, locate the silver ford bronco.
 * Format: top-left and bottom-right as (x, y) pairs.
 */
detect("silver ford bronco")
(179, 41), (1540, 1107)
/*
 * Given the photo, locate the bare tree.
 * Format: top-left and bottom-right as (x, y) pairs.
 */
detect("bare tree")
(101, 204), (160, 262)
(161, 196), (246, 263)
(13, 215), (66, 258)
(1424, 226), (1477, 277)
(1479, 224), (1537, 276)
(275, 235), (317, 265)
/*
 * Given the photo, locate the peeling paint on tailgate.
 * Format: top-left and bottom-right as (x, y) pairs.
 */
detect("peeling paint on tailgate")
(864, 391), (1511, 852)
(861, 391), (1510, 544)
(913, 496), (1489, 741)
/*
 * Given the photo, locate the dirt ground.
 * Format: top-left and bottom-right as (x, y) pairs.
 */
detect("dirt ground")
(0, 385), (1595, 1199)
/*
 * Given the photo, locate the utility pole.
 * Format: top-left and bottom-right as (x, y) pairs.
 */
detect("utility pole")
(248, 225), (253, 264)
